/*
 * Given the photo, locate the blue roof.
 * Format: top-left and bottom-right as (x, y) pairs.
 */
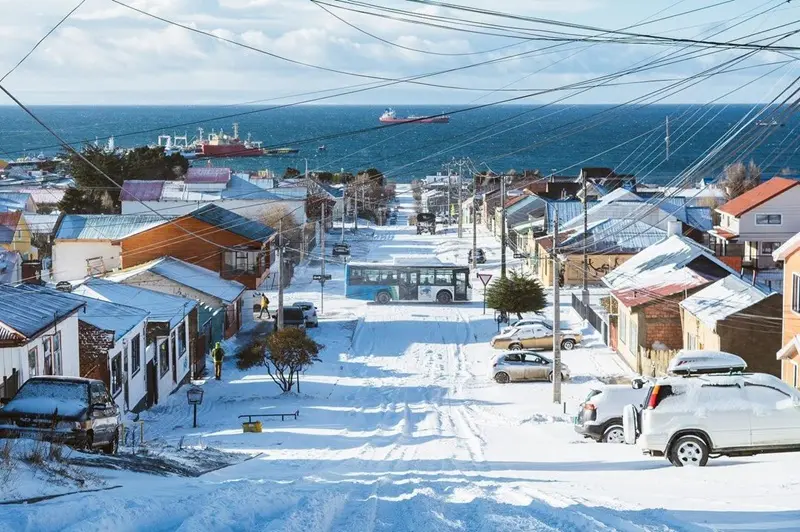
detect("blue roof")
(221, 175), (282, 201)
(0, 285), (85, 342)
(187, 204), (275, 242)
(561, 219), (666, 254)
(685, 207), (713, 231)
(546, 200), (599, 232)
(74, 278), (196, 329)
(315, 180), (344, 199)
(0, 192), (31, 211)
(55, 214), (168, 240)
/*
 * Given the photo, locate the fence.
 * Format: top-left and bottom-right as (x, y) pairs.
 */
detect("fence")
(0, 369), (20, 400)
(571, 293), (610, 345)
(638, 347), (681, 377)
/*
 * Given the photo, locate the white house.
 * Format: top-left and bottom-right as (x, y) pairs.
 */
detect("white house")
(0, 285), (83, 398)
(120, 168), (307, 225)
(73, 279), (198, 407)
(52, 213), (168, 282)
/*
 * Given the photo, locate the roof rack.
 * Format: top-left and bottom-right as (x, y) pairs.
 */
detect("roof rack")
(667, 350), (747, 376)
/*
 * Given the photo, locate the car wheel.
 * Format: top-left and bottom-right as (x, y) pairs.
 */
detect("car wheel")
(79, 431), (94, 452)
(548, 371), (567, 382)
(561, 339), (576, 350)
(602, 425), (625, 444)
(436, 290), (453, 304)
(669, 435), (709, 467)
(494, 372), (510, 384)
(102, 430), (119, 455)
(375, 291), (391, 304)
(508, 342), (523, 350)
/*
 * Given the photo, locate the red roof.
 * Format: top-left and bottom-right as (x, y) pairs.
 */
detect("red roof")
(186, 167), (231, 184)
(120, 180), (165, 201)
(0, 211), (21, 229)
(504, 195), (528, 208)
(612, 274), (713, 307)
(717, 177), (799, 217)
(710, 226), (737, 240)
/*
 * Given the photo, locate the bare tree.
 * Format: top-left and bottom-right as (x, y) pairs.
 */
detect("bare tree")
(261, 205), (302, 256)
(723, 160), (761, 200)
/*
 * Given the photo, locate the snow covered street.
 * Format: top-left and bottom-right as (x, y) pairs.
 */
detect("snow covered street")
(4, 190), (800, 531)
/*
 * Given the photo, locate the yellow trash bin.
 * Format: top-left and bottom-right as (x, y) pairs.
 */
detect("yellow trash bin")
(242, 421), (262, 433)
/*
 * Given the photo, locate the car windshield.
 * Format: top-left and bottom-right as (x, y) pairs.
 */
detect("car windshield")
(13, 380), (88, 404)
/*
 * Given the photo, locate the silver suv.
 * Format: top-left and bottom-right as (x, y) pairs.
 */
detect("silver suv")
(574, 383), (649, 443)
(489, 350), (570, 384)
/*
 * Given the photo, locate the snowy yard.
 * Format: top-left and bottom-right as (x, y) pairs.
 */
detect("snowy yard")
(3, 189), (800, 531)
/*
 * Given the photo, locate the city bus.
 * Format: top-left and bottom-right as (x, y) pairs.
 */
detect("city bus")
(344, 258), (471, 304)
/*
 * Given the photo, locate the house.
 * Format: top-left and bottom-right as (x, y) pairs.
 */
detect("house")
(0, 285), (83, 398)
(120, 167), (307, 225)
(0, 192), (37, 213)
(73, 278), (198, 407)
(0, 211), (37, 260)
(0, 250), (21, 285)
(52, 213), (168, 281)
(603, 235), (738, 374)
(118, 204), (276, 311)
(307, 179), (345, 221)
(11, 187), (66, 213)
(771, 233), (800, 389)
(679, 275), (782, 376)
(105, 256), (246, 353)
(709, 176), (800, 270)
(17, 285), (150, 413)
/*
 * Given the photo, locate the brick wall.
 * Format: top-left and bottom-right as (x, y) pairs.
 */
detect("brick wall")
(78, 321), (111, 384)
(643, 297), (684, 350)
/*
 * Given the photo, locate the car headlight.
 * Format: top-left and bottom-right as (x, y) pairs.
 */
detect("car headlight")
(54, 421), (81, 431)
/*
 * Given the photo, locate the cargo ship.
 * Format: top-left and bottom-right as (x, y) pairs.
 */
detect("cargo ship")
(379, 108), (449, 124)
(195, 123), (266, 158)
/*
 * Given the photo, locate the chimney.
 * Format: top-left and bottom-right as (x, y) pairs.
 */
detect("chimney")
(667, 220), (681, 237)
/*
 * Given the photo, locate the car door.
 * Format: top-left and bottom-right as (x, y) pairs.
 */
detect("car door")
(523, 355), (549, 380)
(531, 325), (551, 349)
(89, 382), (112, 444)
(694, 383), (751, 450)
(501, 353), (526, 381)
(744, 382), (800, 447)
(515, 327), (537, 348)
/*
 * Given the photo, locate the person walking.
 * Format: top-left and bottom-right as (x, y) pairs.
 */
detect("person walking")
(258, 293), (270, 319)
(211, 342), (225, 380)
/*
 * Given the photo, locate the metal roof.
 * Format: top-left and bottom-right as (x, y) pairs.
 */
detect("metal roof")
(74, 278), (196, 329)
(186, 167), (231, 184)
(0, 192), (32, 210)
(718, 177), (799, 217)
(186, 204), (275, 242)
(13, 188), (65, 205)
(120, 180), (165, 201)
(0, 211), (21, 244)
(685, 207), (712, 231)
(680, 275), (775, 328)
(55, 214), (169, 241)
(0, 284), (85, 343)
(560, 219), (665, 254)
(546, 200), (599, 232)
(23, 214), (60, 235)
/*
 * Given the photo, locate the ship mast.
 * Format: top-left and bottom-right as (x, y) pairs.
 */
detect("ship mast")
(233, 122), (240, 140)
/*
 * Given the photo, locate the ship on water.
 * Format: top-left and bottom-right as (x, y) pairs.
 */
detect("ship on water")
(152, 123), (299, 158)
(379, 108), (449, 124)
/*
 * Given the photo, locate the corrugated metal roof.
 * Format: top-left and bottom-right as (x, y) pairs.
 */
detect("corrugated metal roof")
(718, 177), (799, 217)
(560, 219), (665, 254)
(0, 192), (32, 210)
(18, 285), (148, 342)
(120, 180), (165, 201)
(187, 204), (275, 242)
(315, 180), (344, 199)
(546, 200), (598, 232)
(55, 214), (169, 241)
(186, 167), (231, 184)
(23, 214), (59, 235)
(0, 285), (85, 343)
(685, 207), (712, 231)
(0, 211), (21, 244)
(74, 278), (196, 329)
(681, 275), (775, 327)
(13, 188), (65, 205)
(612, 275), (713, 307)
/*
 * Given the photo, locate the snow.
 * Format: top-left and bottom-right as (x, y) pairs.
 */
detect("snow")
(4, 187), (800, 530)
(680, 275), (774, 327)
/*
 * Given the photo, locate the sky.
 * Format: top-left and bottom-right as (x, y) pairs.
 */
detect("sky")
(0, 0), (798, 105)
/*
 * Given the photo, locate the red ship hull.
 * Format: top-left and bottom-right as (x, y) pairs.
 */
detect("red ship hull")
(197, 144), (264, 158)
(379, 116), (449, 124)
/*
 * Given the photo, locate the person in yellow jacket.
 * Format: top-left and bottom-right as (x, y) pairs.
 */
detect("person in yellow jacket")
(258, 293), (270, 319)
(211, 342), (225, 380)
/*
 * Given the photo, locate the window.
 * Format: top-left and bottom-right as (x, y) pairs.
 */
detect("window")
(755, 213), (782, 225)
(793, 273), (800, 313)
(159, 339), (169, 377)
(52, 332), (62, 375)
(504, 353), (522, 362)
(686, 332), (697, 350)
(110, 352), (123, 397)
(378, 270), (397, 283)
(760, 241), (782, 254)
(434, 269), (453, 285)
(349, 268), (364, 283)
(619, 313), (628, 345)
(419, 269), (435, 285)
(177, 322), (186, 356)
(28, 347), (38, 377)
(744, 383), (791, 406)
(793, 363), (798, 388)
(361, 269), (378, 283)
(130, 334), (141, 376)
(42, 337), (53, 376)
(629, 321), (638, 349)
(90, 382), (108, 405)
(224, 250), (260, 274)
(170, 331), (177, 363)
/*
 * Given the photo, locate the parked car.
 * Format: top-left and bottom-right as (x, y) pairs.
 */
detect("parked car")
(274, 306), (307, 329)
(623, 351), (800, 467)
(468, 248), (486, 264)
(292, 301), (319, 328)
(332, 242), (350, 256)
(500, 316), (560, 335)
(574, 383), (649, 443)
(490, 323), (582, 351)
(0, 376), (121, 454)
(489, 350), (570, 384)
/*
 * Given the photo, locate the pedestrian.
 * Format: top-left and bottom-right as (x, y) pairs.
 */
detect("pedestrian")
(258, 293), (270, 319)
(211, 342), (225, 380)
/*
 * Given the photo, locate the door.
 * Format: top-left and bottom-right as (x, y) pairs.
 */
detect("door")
(146, 360), (158, 407)
(695, 384), (751, 449)
(122, 346), (129, 411)
(501, 353), (526, 381)
(522, 354), (550, 380)
(90, 382), (112, 444)
(744, 382), (800, 447)
(454, 270), (468, 301)
(399, 271), (419, 300)
(531, 325), (552, 349)
(512, 326), (537, 348)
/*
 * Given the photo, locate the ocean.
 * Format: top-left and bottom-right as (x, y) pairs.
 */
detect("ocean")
(0, 104), (798, 184)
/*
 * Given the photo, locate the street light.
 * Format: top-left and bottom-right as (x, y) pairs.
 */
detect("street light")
(187, 386), (204, 428)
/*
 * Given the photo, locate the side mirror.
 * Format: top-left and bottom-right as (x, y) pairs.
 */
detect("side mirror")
(631, 378), (644, 390)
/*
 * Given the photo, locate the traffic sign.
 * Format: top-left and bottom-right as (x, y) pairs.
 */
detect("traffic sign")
(476, 273), (493, 287)
(313, 274), (332, 281)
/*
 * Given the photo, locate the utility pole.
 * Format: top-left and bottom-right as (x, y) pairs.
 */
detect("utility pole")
(552, 207), (562, 404)
(277, 220), (285, 331)
(582, 169), (589, 306)
(665, 115), (670, 161)
(320, 201), (326, 314)
(472, 170), (478, 269)
(457, 159), (464, 238)
(445, 163), (451, 226)
(353, 181), (358, 232)
(500, 175), (507, 278)
(341, 183), (346, 242)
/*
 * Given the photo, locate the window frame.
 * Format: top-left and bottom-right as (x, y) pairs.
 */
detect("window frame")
(52, 332), (62, 375)
(28, 346), (38, 378)
(177, 322), (186, 356)
(42, 337), (53, 376)
(130, 334), (141, 377)
(755, 213), (782, 226)
(110, 352), (123, 398)
(792, 273), (800, 314)
(619, 312), (628, 346)
(759, 241), (782, 255)
(158, 338), (169, 377)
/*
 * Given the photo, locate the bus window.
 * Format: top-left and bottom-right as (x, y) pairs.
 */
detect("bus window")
(379, 270), (396, 283)
(364, 269), (380, 283)
(420, 269), (435, 285)
(349, 268), (364, 283)
(434, 269), (453, 285)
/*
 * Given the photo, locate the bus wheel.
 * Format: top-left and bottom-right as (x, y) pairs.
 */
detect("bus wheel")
(436, 290), (453, 304)
(375, 291), (391, 304)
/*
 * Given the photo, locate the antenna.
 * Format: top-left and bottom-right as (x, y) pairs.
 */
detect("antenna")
(665, 116), (670, 161)
(233, 122), (239, 139)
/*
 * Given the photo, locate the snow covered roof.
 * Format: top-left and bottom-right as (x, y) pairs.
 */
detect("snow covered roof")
(73, 278), (196, 329)
(680, 275), (775, 328)
(559, 219), (665, 254)
(123, 175), (306, 203)
(12, 187), (66, 205)
(107, 257), (245, 304)
(0, 285), (85, 345)
(23, 214), (59, 235)
(186, 167), (231, 184)
(17, 285), (148, 342)
(773, 231), (800, 261)
(55, 214), (169, 241)
(604, 235), (738, 307)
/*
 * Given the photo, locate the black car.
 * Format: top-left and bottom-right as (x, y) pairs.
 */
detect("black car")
(332, 242), (350, 256)
(274, 306), (307, 329)
(0, 376), (121, 454)
(468, 248), (486, 264)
